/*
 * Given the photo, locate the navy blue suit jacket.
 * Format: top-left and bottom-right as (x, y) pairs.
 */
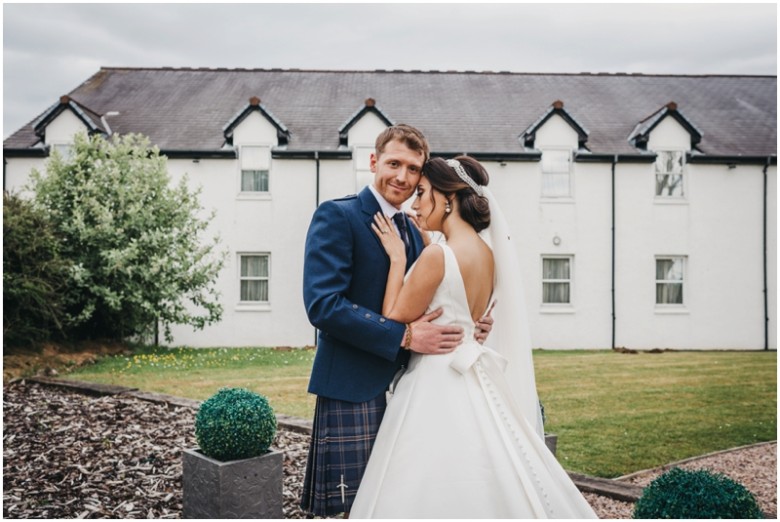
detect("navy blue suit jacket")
(303, 187), (424, 403)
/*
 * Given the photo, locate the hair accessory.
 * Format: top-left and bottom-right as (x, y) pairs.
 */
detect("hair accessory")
(445, 159), (484, 196)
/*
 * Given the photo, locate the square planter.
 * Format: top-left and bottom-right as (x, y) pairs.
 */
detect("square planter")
(182, 447), (283, 519)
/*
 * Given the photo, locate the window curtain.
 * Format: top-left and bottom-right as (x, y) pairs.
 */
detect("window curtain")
(241, 256), (269, 301)
(656, 258), (683, 304)
(543, 258), (570, 303)
(655, 151), (684, 197)
(241, 170), (269, 192)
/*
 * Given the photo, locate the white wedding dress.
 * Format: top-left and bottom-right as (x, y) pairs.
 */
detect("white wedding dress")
(350, 243), (597, 519)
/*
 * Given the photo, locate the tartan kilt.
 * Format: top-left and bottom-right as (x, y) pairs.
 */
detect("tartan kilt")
(300, 393), (388, 516)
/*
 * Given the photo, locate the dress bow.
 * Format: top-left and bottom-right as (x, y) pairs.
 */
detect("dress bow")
(450, 341), (508, 375)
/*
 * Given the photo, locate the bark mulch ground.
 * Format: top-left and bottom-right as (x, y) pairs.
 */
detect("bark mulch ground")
(3, 381), (775, 518)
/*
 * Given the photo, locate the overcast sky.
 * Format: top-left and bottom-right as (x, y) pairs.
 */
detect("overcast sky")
(3, 3), (777, 139)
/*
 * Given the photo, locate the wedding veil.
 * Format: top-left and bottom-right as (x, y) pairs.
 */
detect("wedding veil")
(479, 187), (545, 440)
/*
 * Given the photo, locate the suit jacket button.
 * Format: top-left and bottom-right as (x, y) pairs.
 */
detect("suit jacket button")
(379, 317), (386, 323)
(365, 313), (371, 318)
(352, 304), (358, 310)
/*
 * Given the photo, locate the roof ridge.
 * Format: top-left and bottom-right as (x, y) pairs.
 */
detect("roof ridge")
(94, 66), (776, 79)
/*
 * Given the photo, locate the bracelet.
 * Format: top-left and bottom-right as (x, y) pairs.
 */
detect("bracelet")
(402, 324), (413, 350)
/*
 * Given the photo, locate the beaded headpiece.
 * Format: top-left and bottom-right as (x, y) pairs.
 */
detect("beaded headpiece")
(445, 159), (484, 196)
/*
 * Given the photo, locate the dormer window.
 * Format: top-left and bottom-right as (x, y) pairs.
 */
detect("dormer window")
(541, 149), (572, 198)
(655, 150), (685, 198)
(522, 101), (587, 201)
(354, 145), (375, 191)
(50, 142), (74, 161)
(240, 145), (270, 193)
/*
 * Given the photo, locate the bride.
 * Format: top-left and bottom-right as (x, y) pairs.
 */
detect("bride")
(350, 156), (597, 518)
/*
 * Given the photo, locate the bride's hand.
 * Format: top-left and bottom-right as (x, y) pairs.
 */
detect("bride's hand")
(407, 211), (432, 247)
(371, 213), (406, 264)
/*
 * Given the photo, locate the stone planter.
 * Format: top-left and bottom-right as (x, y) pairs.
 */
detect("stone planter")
(182, 447), (283, 519)
(545, 433), (558, 456)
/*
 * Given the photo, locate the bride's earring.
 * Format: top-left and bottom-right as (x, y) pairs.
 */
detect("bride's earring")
(445, 202), (452, 214)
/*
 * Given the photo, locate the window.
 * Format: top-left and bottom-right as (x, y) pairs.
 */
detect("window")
(242, 170), (269, 192)
(240, 146), (270, 193)
(656, 257), (684, 305)
(541, 149), (572, 198)
(655, 151), (685, 198)
(240, 254), (269, 302)
(542, 256), (572, 304)
(50, 143), (73, 161)
(354, 146), (374, 191)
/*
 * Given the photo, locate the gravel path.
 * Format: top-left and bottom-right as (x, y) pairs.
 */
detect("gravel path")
(3, 381), (775, 518)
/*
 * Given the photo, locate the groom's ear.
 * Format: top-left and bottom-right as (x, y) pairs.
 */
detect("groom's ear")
(369, 152), (378, 173)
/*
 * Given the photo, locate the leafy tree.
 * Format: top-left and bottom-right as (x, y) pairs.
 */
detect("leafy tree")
(29, 132), (225, 342)
(3, 192), (72, 349)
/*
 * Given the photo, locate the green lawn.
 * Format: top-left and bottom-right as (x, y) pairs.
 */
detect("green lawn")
(67, 346), (318, 419)
(534, 350), (776, 477)
(66, 346), (776, 478)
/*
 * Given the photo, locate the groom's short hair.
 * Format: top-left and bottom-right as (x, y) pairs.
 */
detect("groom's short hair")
(375, 124), (430, 162)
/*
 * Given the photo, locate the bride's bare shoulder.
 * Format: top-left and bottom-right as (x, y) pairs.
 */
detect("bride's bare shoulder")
(417, 243), (445, 266)
(450, 235), (492, 265)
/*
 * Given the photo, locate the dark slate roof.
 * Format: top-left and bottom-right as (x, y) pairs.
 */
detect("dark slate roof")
(4, 68), (777, 158)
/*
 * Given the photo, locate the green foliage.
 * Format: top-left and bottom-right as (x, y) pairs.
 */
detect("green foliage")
(28, 132), (225, 341)
(195, 387), (277, 461)
(633, 467), (763, 519)
(3, 192), (73, 348)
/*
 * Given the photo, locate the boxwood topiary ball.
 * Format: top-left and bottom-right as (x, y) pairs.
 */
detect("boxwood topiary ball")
(633, 467), (763, 519)
(195, 387), (277, 462)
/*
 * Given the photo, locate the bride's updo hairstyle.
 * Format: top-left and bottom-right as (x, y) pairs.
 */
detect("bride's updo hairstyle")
(422, 155), (491, 232)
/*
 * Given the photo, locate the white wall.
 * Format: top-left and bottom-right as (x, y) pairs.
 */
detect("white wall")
(535, 114), (579, 150)
(44, 110), (86, 146)
(165, 154), (320, 347)
(5, 157), (44, 195)
(165, 112), (318, 347)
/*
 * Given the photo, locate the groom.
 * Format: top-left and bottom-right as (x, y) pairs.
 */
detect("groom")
(300, 124), (489, 516)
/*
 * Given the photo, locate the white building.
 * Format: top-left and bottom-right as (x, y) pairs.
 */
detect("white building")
(4, 68), (776, 350)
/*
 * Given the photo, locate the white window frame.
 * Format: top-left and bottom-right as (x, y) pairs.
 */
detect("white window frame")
(653, 150), (687, 202)
(541, 255), (575, 312)
(238, 145), (272, 200)
(655, 255), (687, 312)
(354, 145), (375, 192)
(540, 148), (574, 200)
(50, 142), (74, 161)
(236, 252), (271, 312)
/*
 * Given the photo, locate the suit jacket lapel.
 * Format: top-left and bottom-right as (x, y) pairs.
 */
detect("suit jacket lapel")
(359, 187), (424, 267)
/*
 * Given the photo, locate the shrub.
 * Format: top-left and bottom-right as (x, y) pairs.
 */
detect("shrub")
(29, 132), (225, 342)
(195, 388), (277, 461)
(3, 192), (72, 348)
(633, 467), (763, 519)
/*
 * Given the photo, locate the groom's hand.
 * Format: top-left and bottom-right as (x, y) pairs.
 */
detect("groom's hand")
(407, 308), (464, 354)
